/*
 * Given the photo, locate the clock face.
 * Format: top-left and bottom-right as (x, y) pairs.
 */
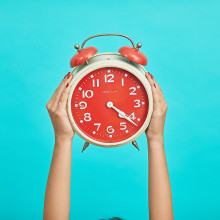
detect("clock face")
(70, 67), (149, 144)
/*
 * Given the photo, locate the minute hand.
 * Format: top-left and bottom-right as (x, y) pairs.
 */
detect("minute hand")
(111, 106), (138, 126)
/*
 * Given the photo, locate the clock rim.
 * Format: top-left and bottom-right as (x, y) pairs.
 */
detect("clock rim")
(67, 53), (153, 147)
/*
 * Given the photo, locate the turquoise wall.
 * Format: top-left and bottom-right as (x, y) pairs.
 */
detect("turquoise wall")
(0, 0), (219, 219)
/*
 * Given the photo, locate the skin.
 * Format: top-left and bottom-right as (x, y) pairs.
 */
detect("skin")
(145, 73), (174, 220)
(43, 71), (174, 220)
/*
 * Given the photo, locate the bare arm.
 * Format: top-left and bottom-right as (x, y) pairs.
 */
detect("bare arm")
(44, 72), (74, 220)
(145, 72), (174, 220)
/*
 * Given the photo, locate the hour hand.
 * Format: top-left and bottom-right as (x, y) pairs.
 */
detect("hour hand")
(106, 101), (138, 126)
(119, 112), (138, 126)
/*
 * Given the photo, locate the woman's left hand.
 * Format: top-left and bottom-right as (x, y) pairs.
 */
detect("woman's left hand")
(46, 72), (74, 142)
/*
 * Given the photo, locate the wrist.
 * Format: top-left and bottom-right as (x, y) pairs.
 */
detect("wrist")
(55, 135), (73, 146)
(147, 135), (164, 148)
(146, 133), (164, 143)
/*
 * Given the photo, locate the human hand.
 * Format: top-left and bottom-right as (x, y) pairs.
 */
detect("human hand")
(46, 72), (74, 142)
(145, 72), (168, 143)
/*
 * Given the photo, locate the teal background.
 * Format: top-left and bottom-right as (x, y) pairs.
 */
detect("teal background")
(0, 0), (219, 219)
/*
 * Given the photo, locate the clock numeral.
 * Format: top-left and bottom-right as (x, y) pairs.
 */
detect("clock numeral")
(82, 90), (94, 98)
(121, 78), (124, 86)
(84, 113), (91, 121)
(129, 87), (137, 95)
(105, 74), (114, 83)
(107, 126), (114, 134)
(94, 123), (101, 131)
(79, 101), (87, 109)
(129, 112), (136, 120)
(120, 122), (127, 130)
(92, 79), (100, 87)
(134, 100), (141, 108)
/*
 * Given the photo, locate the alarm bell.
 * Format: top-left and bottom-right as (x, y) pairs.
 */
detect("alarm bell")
(70, 33), (148, 68)
(70, 46), (98, 67)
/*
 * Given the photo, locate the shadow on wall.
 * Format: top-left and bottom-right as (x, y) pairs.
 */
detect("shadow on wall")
(100, 218), (123, 220)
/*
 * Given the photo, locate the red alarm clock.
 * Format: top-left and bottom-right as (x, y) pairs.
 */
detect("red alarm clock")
(67, 34), (153, 152)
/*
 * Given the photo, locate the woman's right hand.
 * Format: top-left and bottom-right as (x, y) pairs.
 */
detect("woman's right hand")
(145, 72), (168, 143)
(46, 72), (74, 142)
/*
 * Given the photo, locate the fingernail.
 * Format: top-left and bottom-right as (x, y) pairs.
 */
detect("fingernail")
(66, 72), (71, 79)
(148, 72), (154, 79)
(66, 83), (69, 88)
(154, 83), (156, 88)
(64, 72), (70, 78)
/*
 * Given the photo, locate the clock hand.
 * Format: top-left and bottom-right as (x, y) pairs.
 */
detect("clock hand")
(107, 101), (127, 118)
(118, 112), (138, 126)
(106, 102), (138, 126)
(113, 106), (138, 127)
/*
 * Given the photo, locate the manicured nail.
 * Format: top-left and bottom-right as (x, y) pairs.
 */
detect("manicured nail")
(148, 72), (154, 79)
(67, 73), (71, 79)
(64, 72), (70, 78)
(66, 83), (69, 88)
(154, 83), (156, 88)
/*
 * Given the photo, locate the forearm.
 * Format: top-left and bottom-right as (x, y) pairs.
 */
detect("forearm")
(148, 138), (173, 220)
(43, 138), (72, 220)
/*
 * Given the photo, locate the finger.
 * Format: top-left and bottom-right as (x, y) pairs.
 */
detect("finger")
(152, 78), (163, 102)
(57, 82), (72, 111)
(153, 79), (167, 110)
(47, 72), (71, 106)
(51, 72), (71, 101)
(145, 72), (160, 104)
(147, 72), (164, 107)
(51, 73), (73, 110)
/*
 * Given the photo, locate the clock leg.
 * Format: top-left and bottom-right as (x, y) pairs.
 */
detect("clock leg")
(132, 140), (139, 151)
(81, 142), (89, 153)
